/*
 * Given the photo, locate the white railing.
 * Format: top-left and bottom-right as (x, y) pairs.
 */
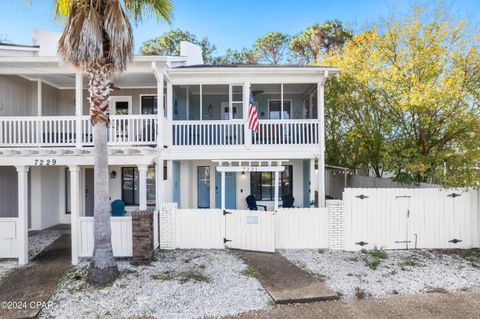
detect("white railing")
(81, 115), (158, 146)
(0, 116), (77, 147)
(78, 216), (133, 257)
(0, 218), (18, 258)
(253, 119), (319, 145)
(172, 120), (245, 146)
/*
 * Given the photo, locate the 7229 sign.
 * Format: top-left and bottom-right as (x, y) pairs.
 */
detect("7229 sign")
(34, 159), (57, 166)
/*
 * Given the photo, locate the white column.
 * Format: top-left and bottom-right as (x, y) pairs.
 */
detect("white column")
(243, 82), (251, 147)
(69, 165), (80, 265)
(152, 63), (164, 149)
(274, 170), (280, 211)
(75, 72), (83, 148)
(309, 158), (315, 205)
(167, 82), (173, 121)
(155, 159), (164, 209)
(16, 166), (29, 265)
(221, 171), (226, 210)
(318, 80), (326, 207)
(167, 160), (174, 202)
(37, 80), (42, 116)
(138, 164), (148, 210)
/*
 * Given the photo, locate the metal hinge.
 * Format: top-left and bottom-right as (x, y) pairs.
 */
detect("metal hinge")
(447, 193), (461, 198)
(356, 194), (368, 200)
(223, 210), (232, 215)
(223, 238), (232, 244)
(355, 241), (368, 246)
(449, 238), (462, 244)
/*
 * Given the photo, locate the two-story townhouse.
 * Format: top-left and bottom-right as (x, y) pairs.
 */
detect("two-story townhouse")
(0, 30), (338, 265)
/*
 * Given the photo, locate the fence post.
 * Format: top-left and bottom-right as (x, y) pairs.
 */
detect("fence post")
(131, 210), (154, 265)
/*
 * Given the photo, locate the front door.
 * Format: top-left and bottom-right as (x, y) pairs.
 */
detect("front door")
(85, 168), (94, 216)
(215, 172), (236, 209)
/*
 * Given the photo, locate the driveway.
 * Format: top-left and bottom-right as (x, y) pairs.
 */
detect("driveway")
(228, 291), (480, 319)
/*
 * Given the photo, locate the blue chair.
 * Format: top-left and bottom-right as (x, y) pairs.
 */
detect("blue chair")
(246, 195), (267, 211)
(280, 195), (295, 208)
(111, 200), (126, 216)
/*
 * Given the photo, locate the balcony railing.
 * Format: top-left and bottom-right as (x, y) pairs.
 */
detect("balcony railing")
(0, 116), (320, 148)
(172, 120), (244, 146)
(0, 115), (158, 147)
(253, 119), (320, 146)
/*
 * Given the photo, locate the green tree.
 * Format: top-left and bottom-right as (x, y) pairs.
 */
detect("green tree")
(290, 20), (353, 64)
(253, 32), (289, 64)
(212, 48), (259, 65)
(140, 29), (216, 64)
(52, 0), (173, 285)
(323, 4), (480, 185)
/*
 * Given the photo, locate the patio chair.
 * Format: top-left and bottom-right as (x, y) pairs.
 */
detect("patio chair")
(246, 195), (267, 211)
(111, 199), (126, 216)
(279, 195), (295, 208)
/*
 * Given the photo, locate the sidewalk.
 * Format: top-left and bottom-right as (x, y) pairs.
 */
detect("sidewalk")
(0, 235), (71, 319)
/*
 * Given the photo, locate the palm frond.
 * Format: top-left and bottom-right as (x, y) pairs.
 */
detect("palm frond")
(123, 0), (173, 24)
(105, 0), (133, 72)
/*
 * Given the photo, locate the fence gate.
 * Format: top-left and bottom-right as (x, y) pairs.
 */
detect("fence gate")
(224, 210), (275, 252)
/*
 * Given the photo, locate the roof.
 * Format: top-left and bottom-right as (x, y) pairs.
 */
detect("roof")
(0, 42), (40, 49)
(176, 64), (338, 69)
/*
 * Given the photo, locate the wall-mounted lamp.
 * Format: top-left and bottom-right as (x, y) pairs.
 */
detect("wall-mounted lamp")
(208, 104), (213, 114)
(241, 171), (246, 177)
(260, 112), (265, 118)
(174, 100), (178, 115)
(314, 169), (319, 175)
(110, 171), (117, 179)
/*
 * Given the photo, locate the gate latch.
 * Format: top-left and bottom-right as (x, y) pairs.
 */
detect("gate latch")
(223, 210), (232, 215)
(223, 238), (232, 244)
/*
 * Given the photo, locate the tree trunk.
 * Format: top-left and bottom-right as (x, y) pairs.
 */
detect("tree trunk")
(86, 63), (119, 286)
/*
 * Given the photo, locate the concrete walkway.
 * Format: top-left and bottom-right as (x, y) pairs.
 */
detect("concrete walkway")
(234, 250), (338, 304)
(0, 235), (72, 319)
(228, 291), (480, 319)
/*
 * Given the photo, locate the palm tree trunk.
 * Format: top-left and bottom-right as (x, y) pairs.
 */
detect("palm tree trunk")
(86, 62), (119, 286)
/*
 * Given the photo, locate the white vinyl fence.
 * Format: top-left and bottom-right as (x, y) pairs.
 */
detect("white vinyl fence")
(275, 208), (329, 249)
(0, 218), (18, 258)
(159, 207), (329, 251)
(344, 188), (480, 250)
(78, 216), (133, 257)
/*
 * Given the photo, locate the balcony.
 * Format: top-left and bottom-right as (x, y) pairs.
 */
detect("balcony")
(0, 115), (320, 149)
(0, 115), (158, 148)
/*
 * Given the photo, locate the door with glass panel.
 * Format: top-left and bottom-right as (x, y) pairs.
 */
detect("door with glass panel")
(197, 166), (211, 208)
(141, 95), (158, 144)
(110, 96), (132, 142)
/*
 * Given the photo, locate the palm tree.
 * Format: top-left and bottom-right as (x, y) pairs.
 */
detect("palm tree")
(53, 0), (173, 285)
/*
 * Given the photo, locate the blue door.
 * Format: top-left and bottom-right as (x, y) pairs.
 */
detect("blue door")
(215, 172), (236, 209)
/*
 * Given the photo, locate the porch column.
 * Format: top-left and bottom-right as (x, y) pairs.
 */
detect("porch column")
(152, 63), (164, 148)
(155, 159), (164, 209)
(75, 72), (83, 148)
(221, 171), (226, 210)
(69, 165), (80, 265)
(167, 160), (174, 202)
(317, 79), (326, 207)
(274, 170), (280, 211)
(138, 164), (148, 211)
(166, 82), (173, 121)
(16, 166), (29, 265)
(309, 158), (315, 205)
(37, 80), (42, 116)
(243, 82), (251, 147)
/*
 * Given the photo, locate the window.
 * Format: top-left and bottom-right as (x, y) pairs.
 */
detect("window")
(268, 100), (291, 119)
(250, 165), (293, 200)
(121, 167), (156, 206)
(141, 95), (158, 114)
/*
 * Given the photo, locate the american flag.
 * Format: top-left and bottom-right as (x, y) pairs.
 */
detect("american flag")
(248, 92), (259, 132)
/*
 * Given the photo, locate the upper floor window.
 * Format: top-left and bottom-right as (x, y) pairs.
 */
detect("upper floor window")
(141, 95), (157, 114)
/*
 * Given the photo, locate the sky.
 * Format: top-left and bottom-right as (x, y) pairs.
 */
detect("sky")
(0, 0), (479, 56)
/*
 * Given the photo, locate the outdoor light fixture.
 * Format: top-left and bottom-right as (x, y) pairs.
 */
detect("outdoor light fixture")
(241, 171), (246, 176)
(174, 100), (178, 115)
(208, 104), (213, 114)
(110, 171), (117, 179)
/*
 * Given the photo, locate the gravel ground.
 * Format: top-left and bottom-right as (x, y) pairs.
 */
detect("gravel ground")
(280, 249), (480, 300)
(40, 249), (270, 319)
(0, 230), (63, 281)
